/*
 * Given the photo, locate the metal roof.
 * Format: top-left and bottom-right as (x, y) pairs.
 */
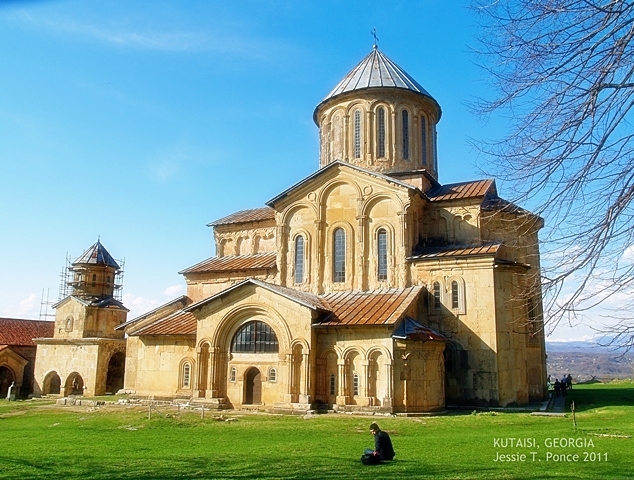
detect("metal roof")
(409, 243), (503, 260)
(426, 179), (495, 202)
(131, 309), (197, 336)
(392, 317), (448, 342)
(208, 207), (276, 227)
(0, 318), (54, 346)
(185, 278), (329, 313)
(317, 287), (422, 326)
(179, 253), (277, 275)
(73, 240), (120, 269)
(314, 47), (441, 123)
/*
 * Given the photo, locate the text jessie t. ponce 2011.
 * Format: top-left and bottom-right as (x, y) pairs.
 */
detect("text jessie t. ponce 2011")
(492, 437), (608, 463)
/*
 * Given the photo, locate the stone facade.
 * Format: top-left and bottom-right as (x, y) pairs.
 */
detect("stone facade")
(118, 47), (547, 411)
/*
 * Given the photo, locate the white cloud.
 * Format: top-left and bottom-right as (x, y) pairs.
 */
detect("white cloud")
(622, 245), (634, 261)
(163, 284), (184, 297)
(1, 293), (40, 318)
(122, 293), (160, 319)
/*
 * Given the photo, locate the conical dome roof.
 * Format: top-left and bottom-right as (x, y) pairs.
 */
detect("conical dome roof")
(73, 240), (120, 269)
(314, 46), (441, 123)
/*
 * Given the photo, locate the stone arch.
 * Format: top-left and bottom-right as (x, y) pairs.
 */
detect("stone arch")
(64, 372), (84, 396)
(344, 348), (364, 404)
(42, 370), (61, 395)
(0, 366), (15, 398)
(318, 179), (363, 208)
(213, 304), (293, 355)
(179, 357), (195, 391)
(105, 352), (125, 394)
(243, 367), (262, 404)
(367, 346), (392, 406)
(361, 193), (406, 216)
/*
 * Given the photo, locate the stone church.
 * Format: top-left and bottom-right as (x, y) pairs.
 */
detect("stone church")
(34, 46), (547, 412)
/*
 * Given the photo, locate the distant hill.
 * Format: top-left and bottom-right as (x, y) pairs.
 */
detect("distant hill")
(546, 340), (633, 383)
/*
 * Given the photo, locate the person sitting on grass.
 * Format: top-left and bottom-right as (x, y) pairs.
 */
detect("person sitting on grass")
(361, 422), (395, 465)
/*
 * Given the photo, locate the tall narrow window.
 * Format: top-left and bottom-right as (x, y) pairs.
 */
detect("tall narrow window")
(230, 367), (237, 382)
(294, 236), (304, 284)
(92, 274), (96, 287)
(353, 110), (361, 159)
(329, 374), (336, 396)
(452, 281), (459, 309)
(402, 110), (409, 160)
(333, 228), (346, 283)
(269, 368), (277, 382)
(433, 282), (441, 311)
(182, 362), (191, 388)
(353, 373), (359, 396)
(377, 107), (386, 158)
(421, 116), (427, 166)
(377, 228), (388, 281)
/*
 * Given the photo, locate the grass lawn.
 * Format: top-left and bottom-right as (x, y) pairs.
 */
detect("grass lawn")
(0, 381), (633, 479)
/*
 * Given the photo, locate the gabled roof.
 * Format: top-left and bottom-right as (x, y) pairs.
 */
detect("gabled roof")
(130, 309), (197, 336)
(0, 318), (54, 346)
(73, 240), (120, 269)
(207, 207), (276, 227)
(317, 287), (422, 326)
(179, 253), (277, 275)
(116, 295), (191, 331)
(409, 243), (503, 260)
(53, 295), (129, 312)
(267, 160), (420, 207)
(185, 278), (329, 313)
(392, 317), (448, 342)
(314, 47), (441, 123)
(426, 179), (495, 202)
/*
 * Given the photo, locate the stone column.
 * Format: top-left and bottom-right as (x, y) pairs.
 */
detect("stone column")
(336, 358), (347, 405)
(383, 360), (393, 407)
(195, 347), (205, 398)
(299, 352), (311, 404)
(284, 353), (295, 403)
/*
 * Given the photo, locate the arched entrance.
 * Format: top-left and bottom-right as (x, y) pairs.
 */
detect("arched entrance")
(65, 373), (84, 396)
(0, 366), (15, 398)
(106, 352), (125, 394)
(43, 371), (61, 395)
(244, 367), (262, 404)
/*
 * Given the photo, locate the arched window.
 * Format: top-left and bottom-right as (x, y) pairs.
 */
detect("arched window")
(402, 110), (409, 160)
(421, 116), (427, 166)
(269, 368), (277, 383)
(333, 228), (346, 283)
(353, 109), (361, 159)
(182, 362), (191, 388)
(433, 282), (441, 311)
(377, 107), (386, 158)
(92, 274), (96, 287)
(294, 236), (304, 284)
(377, 228), (388, 281)
(106, 275), (111, 285)
(231, 321), (279, 353)
(353, 373), (359, 396)
(452, 281), (459, 309)
(329, 374), (336, 396)
(65, 316), (74, 332)
(230, 367), (237, 382)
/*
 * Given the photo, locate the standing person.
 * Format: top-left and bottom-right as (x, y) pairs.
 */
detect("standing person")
(566, 374), (573, 390)
(361, 423), (395, 465)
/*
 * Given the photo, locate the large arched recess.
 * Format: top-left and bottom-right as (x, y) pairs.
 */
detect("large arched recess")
(212, 304), (294, 356)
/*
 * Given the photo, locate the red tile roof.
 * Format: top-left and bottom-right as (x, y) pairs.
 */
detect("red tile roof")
(318, 287), (422, 326)
(180, 253), (277, 275)
(132, 310), (197, 336)
(427, 179), (494, 201)
(0, 318), (55, 346)
(207, 207), (276, 227)
(410, 243), (502, 260)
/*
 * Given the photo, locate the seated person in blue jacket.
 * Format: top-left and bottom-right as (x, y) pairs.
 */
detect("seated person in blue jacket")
(362, 422), (395, 464)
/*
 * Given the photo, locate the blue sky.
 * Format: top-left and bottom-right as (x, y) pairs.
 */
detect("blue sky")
(0, 0), (599, 341)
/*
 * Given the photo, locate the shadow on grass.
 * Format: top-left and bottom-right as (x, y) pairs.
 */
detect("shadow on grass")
(566, 382), (634, 412)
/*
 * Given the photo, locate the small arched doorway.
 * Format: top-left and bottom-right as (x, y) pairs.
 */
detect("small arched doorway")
(106, 352), (125, 394)
(0, 366), (15, 398)
(65, 373), (84, 396)
(43, 371), (61, 395)
(244, 367), (262, 404)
